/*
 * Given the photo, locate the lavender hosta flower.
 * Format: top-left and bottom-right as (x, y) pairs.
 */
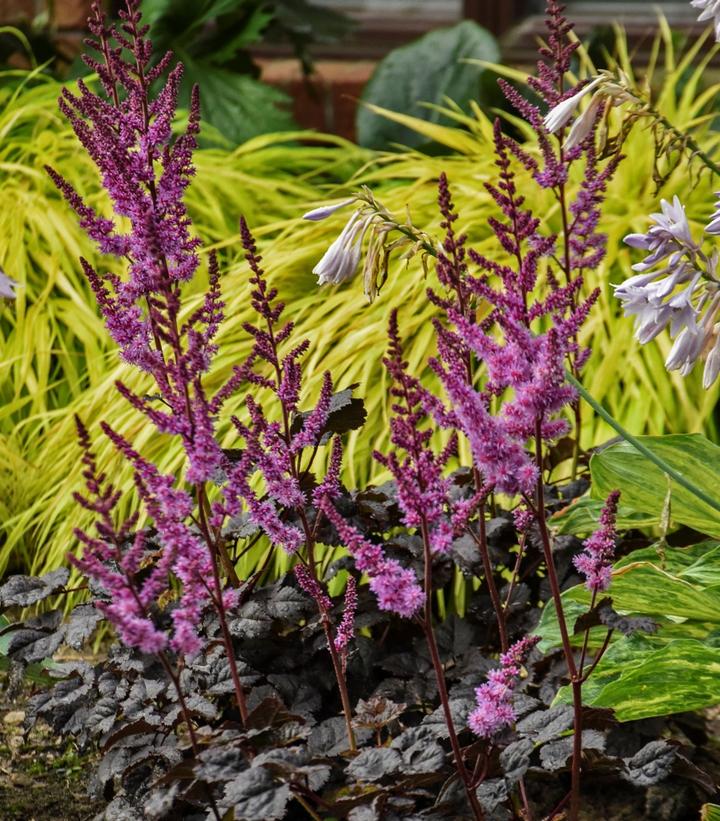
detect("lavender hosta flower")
(615, 266), (701, 345)
(302, 198), (356, 221)
(573, 490), (620, 593)
(705, 192), (720, 235)
(468, 635), (539, 740)
(0, 267), (17, 299)
(619, 198), (720, 386)
(692, 0), (720, 41)
(624, 196), (698, 269)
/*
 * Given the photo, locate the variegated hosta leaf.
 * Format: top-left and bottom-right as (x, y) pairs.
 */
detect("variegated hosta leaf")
(591, 434), (720, 537)
(536, 541), (720, 720)
(555, 636), (720, 721)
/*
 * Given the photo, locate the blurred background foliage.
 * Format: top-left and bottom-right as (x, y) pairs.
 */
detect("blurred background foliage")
(1, 7), (720, 591)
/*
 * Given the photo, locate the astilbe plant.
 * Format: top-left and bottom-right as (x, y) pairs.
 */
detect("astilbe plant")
(47, 0), (416, 766)
(15, 0), (656, 818)
(306, 4), (624, 818)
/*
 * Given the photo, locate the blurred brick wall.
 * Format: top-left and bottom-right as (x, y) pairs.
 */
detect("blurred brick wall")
(0, 0), (91, 28)
(258, 59), (375, 142)
(0, 0), (374, 140)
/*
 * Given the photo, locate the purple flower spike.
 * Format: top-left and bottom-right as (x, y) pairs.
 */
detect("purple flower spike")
(468, 635), (539, 740)
(321, 499), (423, 618)
(334, 575), (357, 652)
(573, 490), (621, 593)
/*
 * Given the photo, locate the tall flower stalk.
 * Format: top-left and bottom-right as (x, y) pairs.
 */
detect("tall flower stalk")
(50, 0), (385, 757)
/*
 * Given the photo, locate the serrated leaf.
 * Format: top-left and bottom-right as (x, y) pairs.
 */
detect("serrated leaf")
(222, 766), (290, 821)
(538, 731), (605, 772)
(516, 704), (574, 744)
(65, 604), (104, 649)
(622, 740), (676, 787)
(499, 738), (533, 783)
(0, 567), (69, 607)
(346, 746), (402, 782)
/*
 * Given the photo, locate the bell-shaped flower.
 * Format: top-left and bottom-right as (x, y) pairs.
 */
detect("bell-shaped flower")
(563, 94), (603, 151)
(705, 191), (720, 235)
(302, 198), (356, 221)
(665, 322), (707, 375)
(312, 210), (374, 286)
(704, 331), (720, 387)
(543, 76), (604, 134)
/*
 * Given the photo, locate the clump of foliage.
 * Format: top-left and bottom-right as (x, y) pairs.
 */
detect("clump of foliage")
(6, 13), (720, 585)
(4, 2), (720, 820)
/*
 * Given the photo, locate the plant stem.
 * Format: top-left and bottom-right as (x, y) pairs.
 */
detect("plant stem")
(197, 487), (249, 725)
(304, 516), (357, 752)
(469, 503), (508, 652)
(158, 654), (222, 821)
(533, 421), (581, 821)
(566, 371), (720, 516)
(420, 521), (485, 820)
(321, 611), (357, 752)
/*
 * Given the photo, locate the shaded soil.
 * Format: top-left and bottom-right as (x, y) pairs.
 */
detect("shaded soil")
(0, 675), (102, 821)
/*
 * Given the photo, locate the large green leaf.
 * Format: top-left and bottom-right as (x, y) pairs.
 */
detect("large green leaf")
(591, 434), (720, 537)
(357, 20), (498, 151)
(701, 804), (720, 821)
(536, 541), (720, 720)
(562, 636), (720, 721)
(179, 55), (295, 144)
(550, 496), (657, 536)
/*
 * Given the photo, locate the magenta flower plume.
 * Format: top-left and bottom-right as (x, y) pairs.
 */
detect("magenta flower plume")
(321, 499), (423, 618)
(294, 563), (332, 611)
(374, 310), (456, 554)
(49, 0), (226, 487)
(468, 635), (539, 740)
(574, 490), (621, 593)
(334, 575), (358, 652)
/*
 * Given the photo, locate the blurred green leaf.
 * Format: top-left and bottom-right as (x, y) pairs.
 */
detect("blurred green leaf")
(180, 55), (295, 144)
(357, 20), (499, 151)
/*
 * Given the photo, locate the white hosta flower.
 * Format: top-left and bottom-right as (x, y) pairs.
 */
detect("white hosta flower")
(312, 209), (374, 286)
(665, 322), (707, 375)
(563, 95), (603, 151)
(545, 71), (641, 148)
(0, 267), (17, 300)
(302, 198), (356, 221)
(543, 76), (604, 134)
(691, 0), (720, 42)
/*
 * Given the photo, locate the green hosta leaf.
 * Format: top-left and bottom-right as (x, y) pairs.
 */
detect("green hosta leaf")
(357, 20), (498, 150)
(565, 637), (720, 721)
(550, 496), (657, 536)
(591, 434), (720, 537)
(701, 804), (720, 821)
